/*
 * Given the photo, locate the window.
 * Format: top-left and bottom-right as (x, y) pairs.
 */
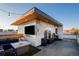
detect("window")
(55, 28), (58, 34)
(25, 25), (35, 35)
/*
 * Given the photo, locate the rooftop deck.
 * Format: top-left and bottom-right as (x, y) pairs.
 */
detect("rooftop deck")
(34, 39), (79, 56)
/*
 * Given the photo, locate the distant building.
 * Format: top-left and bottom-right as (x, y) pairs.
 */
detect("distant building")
(64, 27), (79, 35)
(0, 29), (17, 35)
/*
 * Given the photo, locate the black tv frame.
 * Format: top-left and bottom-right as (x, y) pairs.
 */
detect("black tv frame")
(24, 25), (35, 35)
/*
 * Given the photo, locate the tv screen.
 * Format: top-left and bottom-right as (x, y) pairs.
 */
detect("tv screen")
(25, 25), (35, 35)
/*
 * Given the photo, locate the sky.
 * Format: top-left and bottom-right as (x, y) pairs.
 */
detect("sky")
(0, 3), (79, 30)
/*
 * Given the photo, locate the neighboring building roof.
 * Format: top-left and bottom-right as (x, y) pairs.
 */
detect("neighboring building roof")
(11, 7), (63, 26)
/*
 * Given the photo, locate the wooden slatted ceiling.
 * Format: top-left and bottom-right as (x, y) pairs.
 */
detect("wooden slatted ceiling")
(35, 12), (61, 26)
(11, 12), (36, 25)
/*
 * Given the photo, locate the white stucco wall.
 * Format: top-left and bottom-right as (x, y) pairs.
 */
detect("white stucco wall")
(17, 19), (63, 47)
(57, 27), (63, 39)
(18, 20), (36, 34)
(35, 21), (63, 46)
(35, 21), (56, 46)
(77, 36), (79, 44)
(18, 20), (38, 46)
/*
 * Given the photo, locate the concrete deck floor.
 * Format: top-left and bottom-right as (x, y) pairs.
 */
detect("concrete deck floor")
(33, 39), (79, 56)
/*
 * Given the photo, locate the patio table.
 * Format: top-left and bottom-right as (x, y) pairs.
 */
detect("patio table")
(11, 41), (31, 56)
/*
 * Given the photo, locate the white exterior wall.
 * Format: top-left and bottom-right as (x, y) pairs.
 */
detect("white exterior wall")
(18, 20), (37, 46)
(77, 36), (79, 44)
(35, 21), (55, 46)
(36, 21), (63, 46)
(18, 20), (36, 34)
(57, 27), (63, 39)
(17, 19), (63, 47)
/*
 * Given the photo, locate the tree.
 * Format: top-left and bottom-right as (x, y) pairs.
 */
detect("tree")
(73, 28), (79, 40)
(74, 30), (78, 35)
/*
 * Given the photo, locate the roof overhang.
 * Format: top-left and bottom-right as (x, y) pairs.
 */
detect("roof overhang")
(11, 7), (63, 27)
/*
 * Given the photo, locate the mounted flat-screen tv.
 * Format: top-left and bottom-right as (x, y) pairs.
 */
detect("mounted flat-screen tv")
(25, 25), (35, 35)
